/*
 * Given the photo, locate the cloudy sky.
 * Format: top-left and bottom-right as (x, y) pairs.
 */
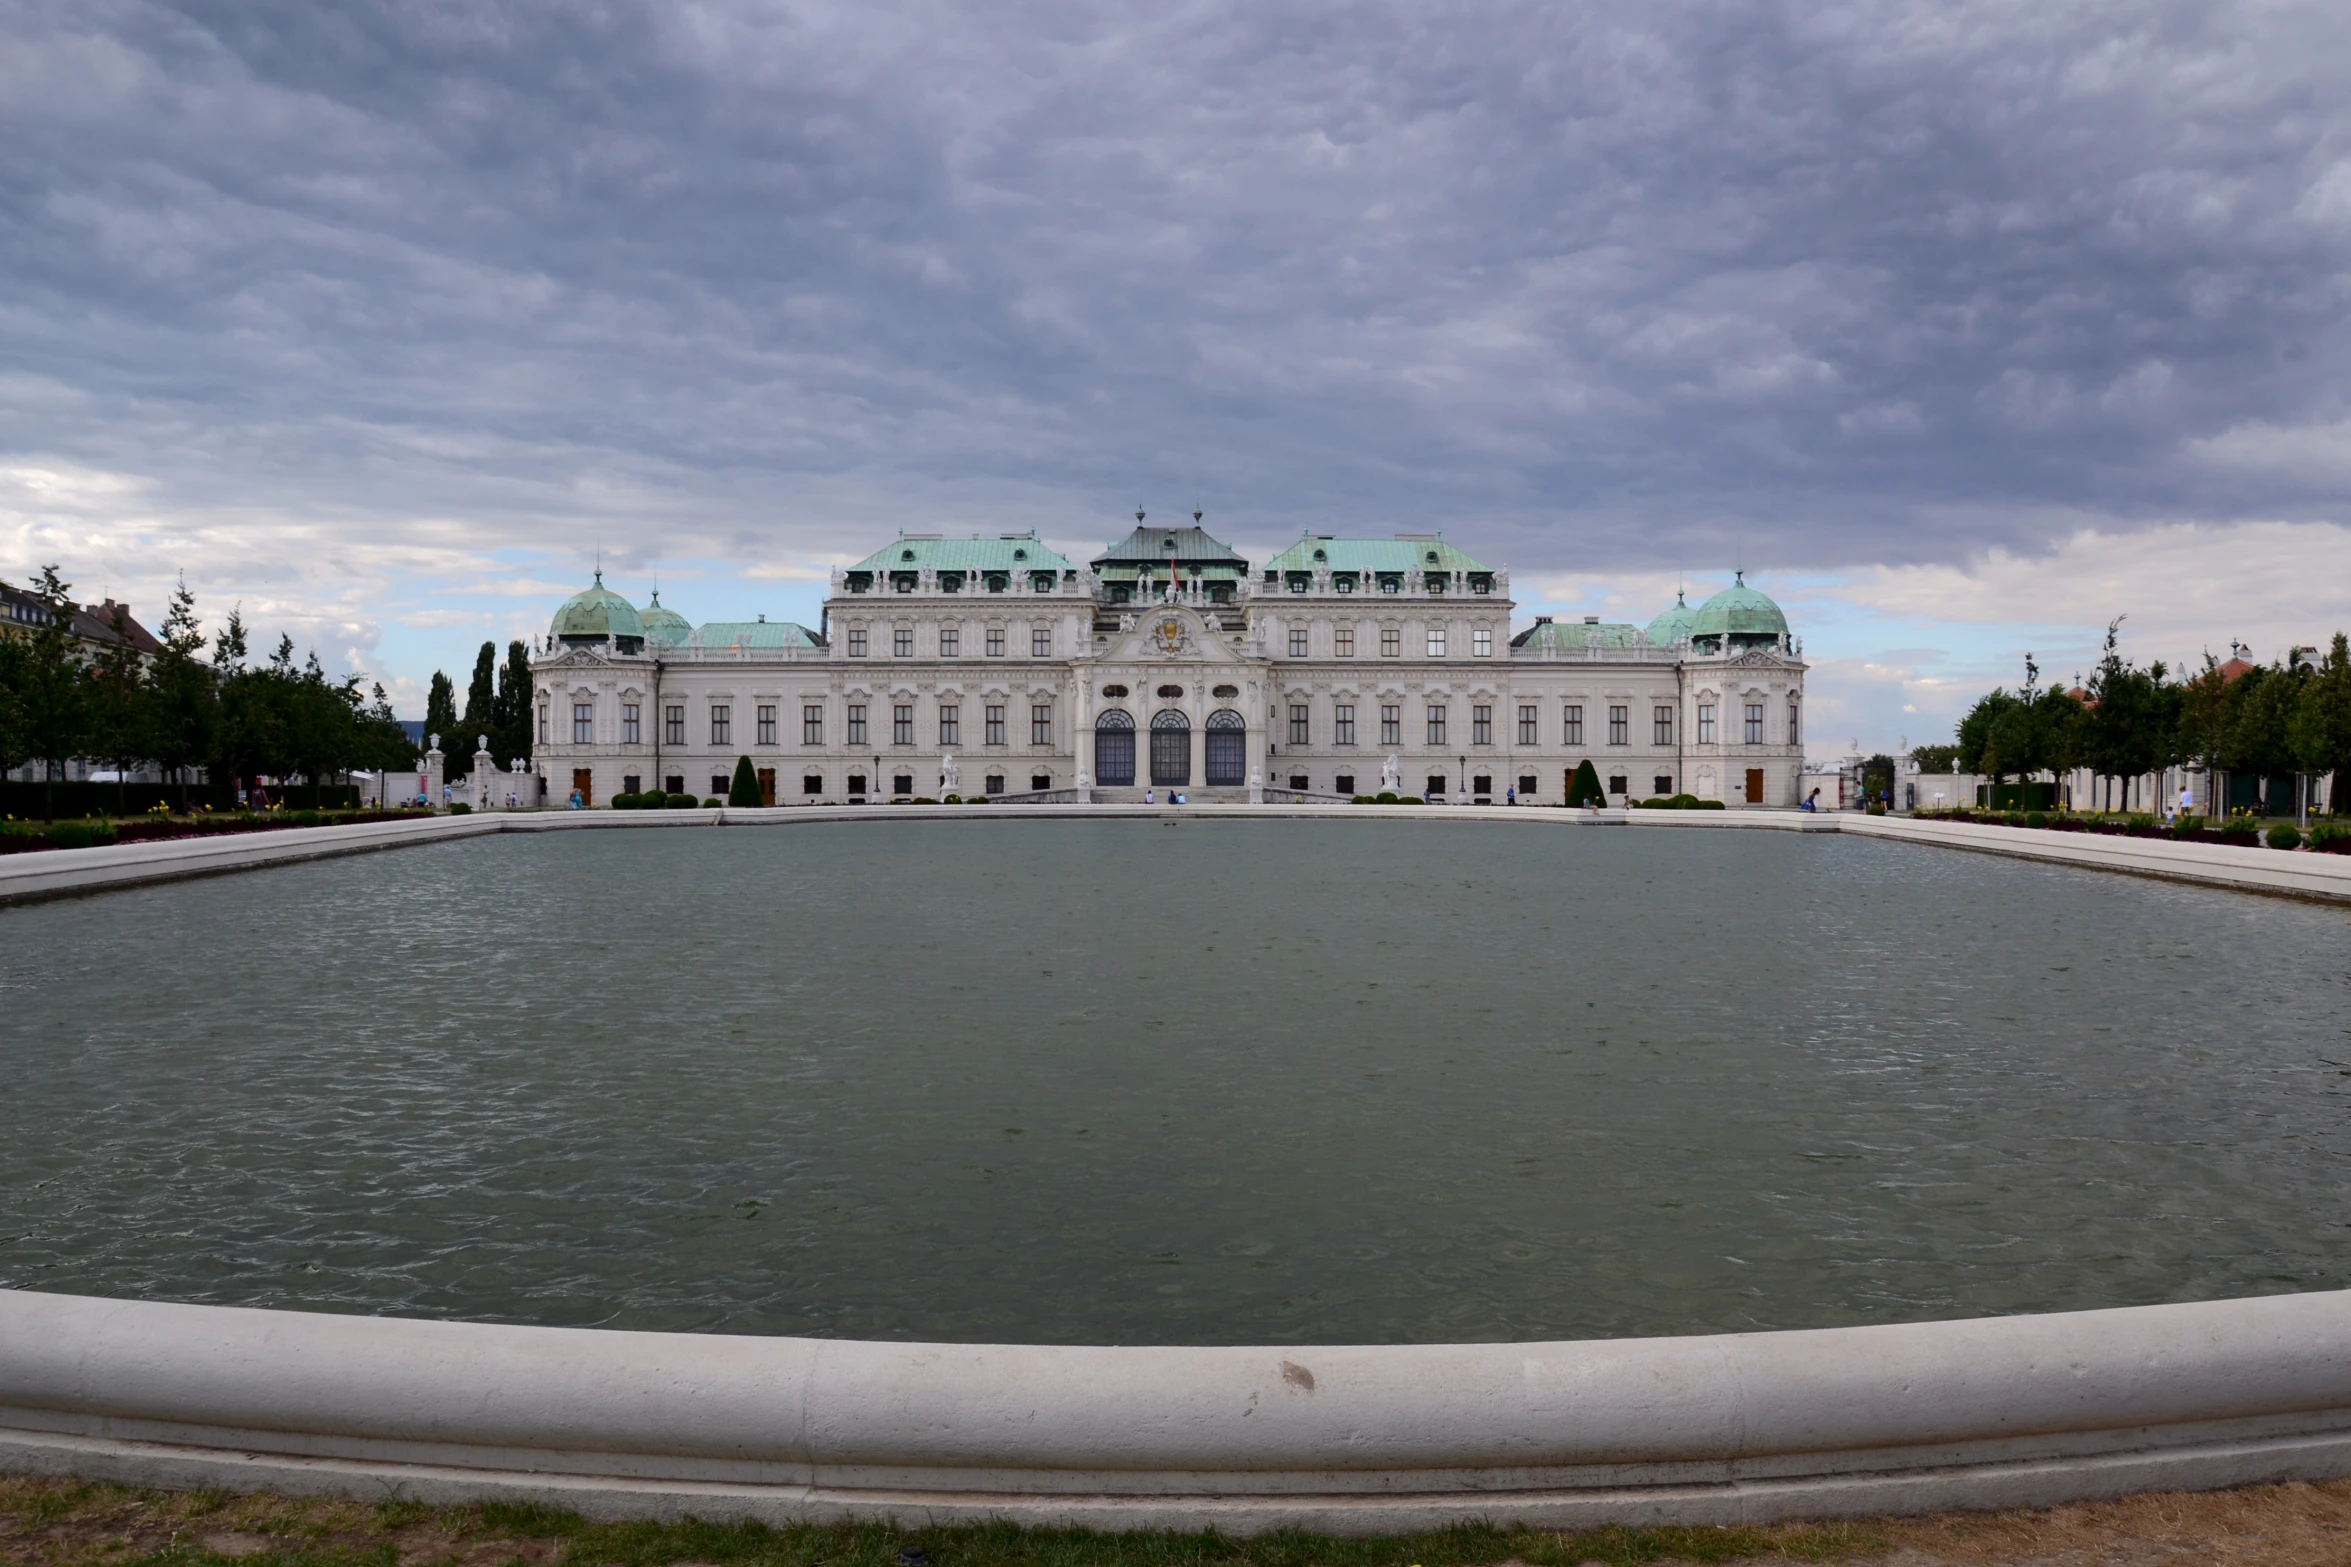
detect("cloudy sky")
(5, 0), (2349, 750)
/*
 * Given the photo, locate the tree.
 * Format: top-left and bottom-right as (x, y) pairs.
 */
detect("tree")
(424, 670), (458, 751)
(1910, 743), (1960, 775)
(0, 634), (28, 785)
(1566, 758), (1606, 807)
(459, 641), (496, 751)
(728, 755), (763, 806)
(2290, 632), (2351, 815)
(146, 576), (215, 810)
(495, 640), (533, 767)
(16, 565), (90, 820)
(84, 603), (149, 816)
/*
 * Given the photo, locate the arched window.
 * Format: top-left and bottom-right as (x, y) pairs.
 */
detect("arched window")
(1205, 708), (1246, 787)
(1149, 708), (1192, 787)
(1094, 709), (1136, 787)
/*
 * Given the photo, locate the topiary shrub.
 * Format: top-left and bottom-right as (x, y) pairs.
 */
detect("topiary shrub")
(726, 756), (762, 807)
(1352, 795), (1376, 804)
(942, 794), (961, 804)
(912, 796), (938, 805)
(701, 797), (723, 808)
(1566, 759), (1606, 808)
(2024, 811), (2047, 830)
(1696, 798), (1726, 809)
(608, 792), (636, 809)
(1375, 791), (1399, 804)
(447, 802), (472, 815)
(2267, 824), (2303, 850)
(1400, 795), (1425, 804)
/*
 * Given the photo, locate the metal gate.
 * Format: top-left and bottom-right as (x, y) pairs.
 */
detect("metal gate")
(1150, 709), (1192, 787)
(1094, 710), (1135, 787)
(1205, 709), (1246, 787)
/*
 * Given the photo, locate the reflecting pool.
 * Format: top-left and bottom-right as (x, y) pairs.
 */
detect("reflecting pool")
(3, 819), (2346, 1344)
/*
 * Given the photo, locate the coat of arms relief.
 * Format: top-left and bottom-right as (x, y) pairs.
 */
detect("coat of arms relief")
(1151, 617), (1189, 657)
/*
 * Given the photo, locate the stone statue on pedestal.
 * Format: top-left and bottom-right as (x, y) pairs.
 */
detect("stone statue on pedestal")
(940, 755), (960, 795)
(1381, 754), (1401, 794)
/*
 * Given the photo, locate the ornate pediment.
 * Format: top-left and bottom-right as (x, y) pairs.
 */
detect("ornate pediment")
(1090, 604), (1259, 668)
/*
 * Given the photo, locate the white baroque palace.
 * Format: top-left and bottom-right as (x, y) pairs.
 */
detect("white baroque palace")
(530, 517), (1806, 808)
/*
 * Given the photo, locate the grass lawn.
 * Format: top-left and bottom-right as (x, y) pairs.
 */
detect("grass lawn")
(6, 1475), (2351, 1567)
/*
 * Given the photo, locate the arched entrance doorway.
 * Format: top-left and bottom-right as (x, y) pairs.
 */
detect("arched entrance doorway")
(1094, 710), (1135, 787)
(1205, 709), (1246, 787)
(1150, 709), (1192, 787)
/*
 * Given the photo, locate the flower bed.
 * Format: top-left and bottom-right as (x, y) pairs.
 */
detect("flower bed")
(0, 809), (434, 855)
(1908, 808), (2336, 850)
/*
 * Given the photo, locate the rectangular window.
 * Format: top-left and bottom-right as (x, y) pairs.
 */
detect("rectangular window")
(757, 705), (777, 745)
(1380, 704), (1401, 746)
(1518, 704), (1537, 745)
(1472, 705), (1492, 745)
(710, 705), (731, 746)
(940, 628), (959, 658)
(1031, 627), (1051, 657)
(893, 704), (914, 745)
(987, 628), (1006, 657)
(1289, 628), (1308, 657)
(847, 704), (868, 745)
(664, 705), (685, 746)
(804, 774), (823, 795)
(621, 703), (640, 745)
(1473, 629), (1492, 657)
(803, 705), (824, 745)
(1289, 704), (1310, 745)
(1426, 628), (1446, 658)
(1653, 706), (1673, 746)
(1031, 704), (1052, 745)
(1788, 701), (1801, 744)
(537, 709), (549, 744)
(1745, 703), (1765, 744)
(1334, 703), (1356, 745)
(1335, 627), (1354, 657)
(1608, 705), (1628, 746)
(1564, 704), (1583, 745)
(938, 704), (959, 746)
(1426, 704), (1447, 746)
(1381, 628), (1401, 658)
(985, 705), (1006, 746)
(847, 629), (868, 658)
(712, 775), (729, 798)
(1698, 704), (1716, 744)
(893, 628), (913, 658)
(572, 701), (593, 745)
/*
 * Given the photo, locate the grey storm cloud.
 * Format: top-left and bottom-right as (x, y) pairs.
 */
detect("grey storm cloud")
(4, 0), (2349, 576)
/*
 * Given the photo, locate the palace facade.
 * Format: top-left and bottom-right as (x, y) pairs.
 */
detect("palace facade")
(529, 518), (1807, 808)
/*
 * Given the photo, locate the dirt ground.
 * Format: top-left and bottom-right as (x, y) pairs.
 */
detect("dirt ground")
(4, 1473), (2351, 1567)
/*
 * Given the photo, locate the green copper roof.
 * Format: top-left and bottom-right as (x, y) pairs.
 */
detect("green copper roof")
(684, 620), (825, 651)
(1644, 589), (1698, 646)
(1511, 618), (1645, 650)
(1262, 535), (1493, 575)
(551, 572), (646, 641)
(850, 533), (1073, 573)
(640, 589), (693, 647)
(1690, 573), (1788, 639)
(1092, 521), (1246, 566)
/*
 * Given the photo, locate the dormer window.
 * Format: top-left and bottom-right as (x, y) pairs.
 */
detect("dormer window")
(1313, 549), (1326, 562)
(1012, 548), (1027, 561)
(901, 549), (916, 561)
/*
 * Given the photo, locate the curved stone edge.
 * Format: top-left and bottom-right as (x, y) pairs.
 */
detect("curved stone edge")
(7, 802), (2345, 906)
(8, 1289), (2351, 1533)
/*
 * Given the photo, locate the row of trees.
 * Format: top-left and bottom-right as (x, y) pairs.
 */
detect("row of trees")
(0, 567), (420, 818)
(1937, 620), (2351, 813)
(423, 639), (535, 769)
